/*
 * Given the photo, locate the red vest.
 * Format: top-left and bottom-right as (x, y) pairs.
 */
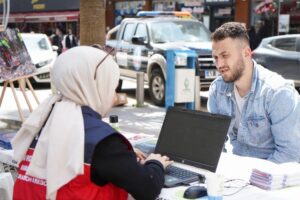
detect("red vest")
(13, 107), (131, 200)
(13, 148), (128, 200)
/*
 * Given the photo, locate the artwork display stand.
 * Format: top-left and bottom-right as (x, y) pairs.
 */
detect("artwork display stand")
(0, 75), (40, 122)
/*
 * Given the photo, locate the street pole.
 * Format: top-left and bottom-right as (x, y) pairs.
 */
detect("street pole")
(194, 76), (200, 111)
(277, 0), (281, 35)
(136, 72), (144, 107)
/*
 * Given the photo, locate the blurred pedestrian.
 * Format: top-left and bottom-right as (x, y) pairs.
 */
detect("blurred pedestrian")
(51, 27), (64, 55)
(63, 28), (78, 50)
(45, 28), (54, 43)
(248, 20), (262, 50)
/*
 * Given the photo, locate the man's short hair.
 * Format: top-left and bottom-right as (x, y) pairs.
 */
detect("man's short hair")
(211, 22), (249, 45)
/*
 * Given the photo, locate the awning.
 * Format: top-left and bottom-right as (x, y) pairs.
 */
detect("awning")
(1, 11), (79, 23)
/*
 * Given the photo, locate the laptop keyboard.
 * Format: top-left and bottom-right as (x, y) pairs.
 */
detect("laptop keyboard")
(166, 165), (203, 180)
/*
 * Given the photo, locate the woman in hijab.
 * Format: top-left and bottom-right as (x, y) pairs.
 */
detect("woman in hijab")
(12, 46), (172, 200)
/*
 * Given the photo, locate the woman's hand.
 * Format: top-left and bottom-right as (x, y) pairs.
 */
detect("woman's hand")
(133, 148), (146, 163)
(145, 153), (173, 170)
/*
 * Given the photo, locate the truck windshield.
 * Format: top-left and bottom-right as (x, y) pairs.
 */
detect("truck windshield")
(150, 21), (211, 43)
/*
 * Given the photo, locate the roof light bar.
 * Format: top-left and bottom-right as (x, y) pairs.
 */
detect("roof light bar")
(136, 11), (192, 18)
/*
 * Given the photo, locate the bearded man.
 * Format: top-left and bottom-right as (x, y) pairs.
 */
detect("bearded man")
(208, 22), (300, 163)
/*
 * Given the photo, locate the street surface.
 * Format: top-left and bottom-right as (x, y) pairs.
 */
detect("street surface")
(0, 80), (208, 137)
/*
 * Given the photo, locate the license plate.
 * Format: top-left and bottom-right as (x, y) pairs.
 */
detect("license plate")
(205, 70), (218, 78)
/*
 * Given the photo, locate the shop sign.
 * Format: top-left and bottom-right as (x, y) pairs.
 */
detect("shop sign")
(205, 0), (233, 6)
(214, 8), (231, 16)
(278, 14), (290, 33)
(179, 0), (204, 13)
(184, 1), (203, 7)
(181, 7), (204, 14)
(153, 1), (176, 11)
(0, 0), (80, 13)
(115, 1), (144, 16)
(1, 11), (80, 23)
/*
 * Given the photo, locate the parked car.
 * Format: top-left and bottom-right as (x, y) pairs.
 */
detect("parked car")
(252, 34), (300, 88)
(21, 33), (57, 85)
(106, 11), (217, 106)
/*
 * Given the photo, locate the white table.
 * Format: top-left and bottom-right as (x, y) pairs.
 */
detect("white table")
(0, 149), (18, 181)
(0, 172), (14, 200)
(1, 147), (300, 200)
(0, 149), (17, 168)
(159, 153), (300, 200)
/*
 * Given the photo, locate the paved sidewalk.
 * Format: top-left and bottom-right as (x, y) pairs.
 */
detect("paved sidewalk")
(109, 104), (165, 136)
(0, 86), (166, 137)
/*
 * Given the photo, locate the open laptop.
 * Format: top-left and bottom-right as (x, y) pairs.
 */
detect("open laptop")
(154, 107), (231, 187)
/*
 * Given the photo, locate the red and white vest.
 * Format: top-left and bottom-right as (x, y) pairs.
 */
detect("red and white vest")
(13, 106), (132, 200)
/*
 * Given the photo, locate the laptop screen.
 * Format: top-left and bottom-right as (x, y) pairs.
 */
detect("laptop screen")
(155, 107), (231, 172)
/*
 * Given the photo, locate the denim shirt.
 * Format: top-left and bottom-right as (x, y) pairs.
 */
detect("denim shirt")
(208, 60), (300, 163)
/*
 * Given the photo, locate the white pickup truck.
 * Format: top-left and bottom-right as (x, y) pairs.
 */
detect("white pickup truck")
(106, 11), (217, 106)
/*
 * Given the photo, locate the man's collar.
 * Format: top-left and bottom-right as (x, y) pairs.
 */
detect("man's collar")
(250, 59), (259, 94)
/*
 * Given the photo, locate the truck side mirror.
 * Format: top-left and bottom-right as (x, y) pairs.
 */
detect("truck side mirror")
(132, 36), (146, 45)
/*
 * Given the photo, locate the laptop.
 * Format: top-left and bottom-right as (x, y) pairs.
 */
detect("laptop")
(154, 107), (231, 187)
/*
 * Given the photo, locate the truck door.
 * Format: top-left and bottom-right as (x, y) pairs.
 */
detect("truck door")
(116, 22), (136, 69)
(129, 23), (149, 73)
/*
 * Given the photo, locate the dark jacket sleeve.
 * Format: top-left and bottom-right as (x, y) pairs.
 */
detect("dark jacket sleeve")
(90, 134), (165, 200)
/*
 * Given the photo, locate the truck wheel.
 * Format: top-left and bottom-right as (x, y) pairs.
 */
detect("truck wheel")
(149, 68), (165, 106)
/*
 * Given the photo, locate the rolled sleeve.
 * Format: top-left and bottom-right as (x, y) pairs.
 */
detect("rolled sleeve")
(267, 87), (300, 163)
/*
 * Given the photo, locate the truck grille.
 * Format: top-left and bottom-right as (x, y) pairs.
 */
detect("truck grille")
(197, 55), (218, 89)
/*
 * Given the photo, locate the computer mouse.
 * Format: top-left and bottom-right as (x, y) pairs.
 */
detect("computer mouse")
(183, 185), (207, 199)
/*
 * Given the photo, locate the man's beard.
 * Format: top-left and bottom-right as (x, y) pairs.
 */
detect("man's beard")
(222, 58), (245, 83)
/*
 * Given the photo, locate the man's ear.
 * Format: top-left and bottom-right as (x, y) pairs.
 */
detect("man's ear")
(244, 46), (252, 58)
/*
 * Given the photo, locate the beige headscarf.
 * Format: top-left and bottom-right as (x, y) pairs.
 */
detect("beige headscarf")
(12, 46), (120, 199)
